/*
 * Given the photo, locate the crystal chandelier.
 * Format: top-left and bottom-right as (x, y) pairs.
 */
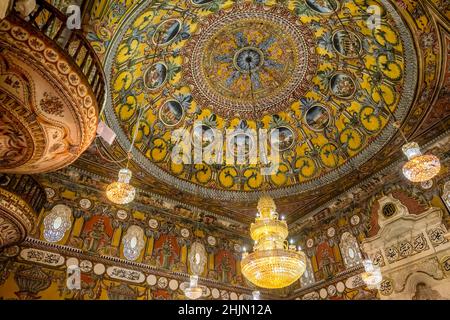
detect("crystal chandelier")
(106, 168), (136, 204)
(182, 275), (203, 300)
(241, 195), (306, 289)
(360, 259), (382, 289)
(402, 142), (440, 183)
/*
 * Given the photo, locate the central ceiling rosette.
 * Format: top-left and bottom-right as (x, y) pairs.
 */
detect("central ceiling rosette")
(183, 4), (317, 118)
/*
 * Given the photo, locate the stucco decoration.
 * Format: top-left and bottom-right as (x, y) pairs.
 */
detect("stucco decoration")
(188, 241), (207, 276)
(0, 17), (98, 174)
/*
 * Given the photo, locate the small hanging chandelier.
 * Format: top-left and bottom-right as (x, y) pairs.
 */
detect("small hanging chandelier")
(241, 195), (306, 289)
(182, 275), (203, 300)
(360, 259), (382, 289)
(105, 106), (145, 205)
(402, 142), (440, 183)
(106, 168), (136, 204)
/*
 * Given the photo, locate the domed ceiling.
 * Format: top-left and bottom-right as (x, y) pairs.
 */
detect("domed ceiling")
(103, 0), (417, 202)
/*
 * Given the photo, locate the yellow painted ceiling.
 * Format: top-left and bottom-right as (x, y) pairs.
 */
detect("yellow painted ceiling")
(90, 0), (419, 201)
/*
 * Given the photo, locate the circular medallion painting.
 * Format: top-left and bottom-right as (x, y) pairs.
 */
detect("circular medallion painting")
(327, 227), (336, 238)
(93, 263), (106, 275)
(159, 100), (184, 127)
(144, 62), (168, 91)
(153, 19), (181, 46)
(327, 284), (337, 296)
(180, 228), (190, 238)
(305, 105), (330, 131)
(157, 276), (168, 288)
(147, 274), (157, 286)
(105, 0), (417, 201)
(350, 214), (360, 226)
(211, 288), (220, 299)
(271, 126), (295, 151)
(80, 260), (93, 272)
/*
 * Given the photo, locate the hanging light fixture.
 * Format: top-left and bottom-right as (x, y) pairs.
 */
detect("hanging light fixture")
(241, 195), (306, 289)
(360, 259), (382, 289)
(401, 142), (441, 183)
(106, 168), (136, 204)
(182, 275), (203, 300)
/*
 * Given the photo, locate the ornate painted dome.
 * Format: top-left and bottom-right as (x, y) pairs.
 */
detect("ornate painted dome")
(104, 0), (417, 201)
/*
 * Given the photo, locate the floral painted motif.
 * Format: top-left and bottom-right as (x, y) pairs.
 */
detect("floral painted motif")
(39, 92), (64, 117)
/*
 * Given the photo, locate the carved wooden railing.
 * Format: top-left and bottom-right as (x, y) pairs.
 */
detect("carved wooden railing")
(9, 0), (105, 106)
(0, 174), (46, 214)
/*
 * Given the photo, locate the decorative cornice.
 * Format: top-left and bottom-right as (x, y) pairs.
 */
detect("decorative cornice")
(23, 237), (279, 298)
(44, 167), (250, 236)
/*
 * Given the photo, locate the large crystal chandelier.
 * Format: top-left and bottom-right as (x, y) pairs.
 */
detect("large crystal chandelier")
(241, 195), (306, 289)
(182, 275), (203, 300)
(360, 259), (382, 289)
(402, 142), (440, 183)
(106, 168), (136, 204)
